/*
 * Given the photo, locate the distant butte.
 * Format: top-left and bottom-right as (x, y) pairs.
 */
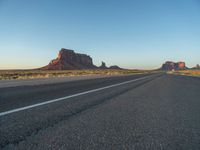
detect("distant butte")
(160, 61), (187, 70)
(192, 64), (200, 70)
(99, 61), (108, 69)
(41, 48), (122, 70)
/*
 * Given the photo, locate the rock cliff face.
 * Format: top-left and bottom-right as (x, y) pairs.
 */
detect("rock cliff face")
(42, 48), (97, 70)
(41, 48), (123, 70)
(161, 61), (187, 70)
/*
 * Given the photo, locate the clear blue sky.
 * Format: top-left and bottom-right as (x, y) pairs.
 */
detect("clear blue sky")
(0, 0), (199, 69)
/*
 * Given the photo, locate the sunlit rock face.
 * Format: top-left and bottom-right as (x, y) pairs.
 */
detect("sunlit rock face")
(161, 61), (187, 70)
(41, 48), (123, 70)
(42, 48), (97, 70)
(176, 62), (186, 70)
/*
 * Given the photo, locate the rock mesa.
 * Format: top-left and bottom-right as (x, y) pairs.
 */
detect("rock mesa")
(42, 48), (97, 70)
(161, 61), (187, 70)
(41, 48), (123, 70)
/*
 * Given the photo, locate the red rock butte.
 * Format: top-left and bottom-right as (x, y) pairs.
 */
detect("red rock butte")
(42, 48), (97, 70)
(41, 48), (121, 70)
(161, 61), (187, 70)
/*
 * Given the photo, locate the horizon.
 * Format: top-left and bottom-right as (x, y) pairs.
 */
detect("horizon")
(0, 0), (200, 70)
(0, 47), (196, 70)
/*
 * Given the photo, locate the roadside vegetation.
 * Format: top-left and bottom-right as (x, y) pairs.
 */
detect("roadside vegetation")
(168, 70), (200, 77)
(0, 69), (154, 80)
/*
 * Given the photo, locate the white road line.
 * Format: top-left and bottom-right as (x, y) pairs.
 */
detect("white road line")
(0, 74), (155, 117)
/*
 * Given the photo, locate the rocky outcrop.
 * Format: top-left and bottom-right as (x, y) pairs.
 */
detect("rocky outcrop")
(98, 62), (122, 69)
(109, 65), (122, 69)
(161, 61), (187, 70)
(99, 61), (108, 69)
(42, 48), (97, 70)
(192, 64), (200, 70)
(41, 48), (123, 70)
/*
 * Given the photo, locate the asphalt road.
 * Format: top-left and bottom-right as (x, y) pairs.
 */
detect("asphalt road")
(1, 73), (200, 150)
(0, 75), (124, 88)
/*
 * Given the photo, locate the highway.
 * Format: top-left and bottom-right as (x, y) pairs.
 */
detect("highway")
(0, 73), (200, 149)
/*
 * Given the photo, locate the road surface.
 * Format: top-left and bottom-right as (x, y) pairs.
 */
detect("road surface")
(0, 74), (129, 88)
(0, 73), (200, 150)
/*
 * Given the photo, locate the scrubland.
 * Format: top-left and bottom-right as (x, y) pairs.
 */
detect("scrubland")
(0, 69), (153, 80)
(168, 70), (200, 77)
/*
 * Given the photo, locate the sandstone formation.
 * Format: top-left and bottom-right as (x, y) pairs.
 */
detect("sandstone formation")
(42, 48), (122, 70)
(161, 61), (187, 70)
(42, 48), (97, 70)
(109, 65), (122, 69)
(192, 64), (200, 70)
(99, 61), (108, 69)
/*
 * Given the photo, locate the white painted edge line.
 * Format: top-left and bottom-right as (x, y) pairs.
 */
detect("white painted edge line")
(0, 74), (155, 117)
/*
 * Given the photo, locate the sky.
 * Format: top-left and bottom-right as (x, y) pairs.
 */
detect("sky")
(0, 0), (200, 69)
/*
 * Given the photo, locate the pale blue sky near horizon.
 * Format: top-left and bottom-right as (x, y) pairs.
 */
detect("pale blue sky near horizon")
(0, 0), (200, 69)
